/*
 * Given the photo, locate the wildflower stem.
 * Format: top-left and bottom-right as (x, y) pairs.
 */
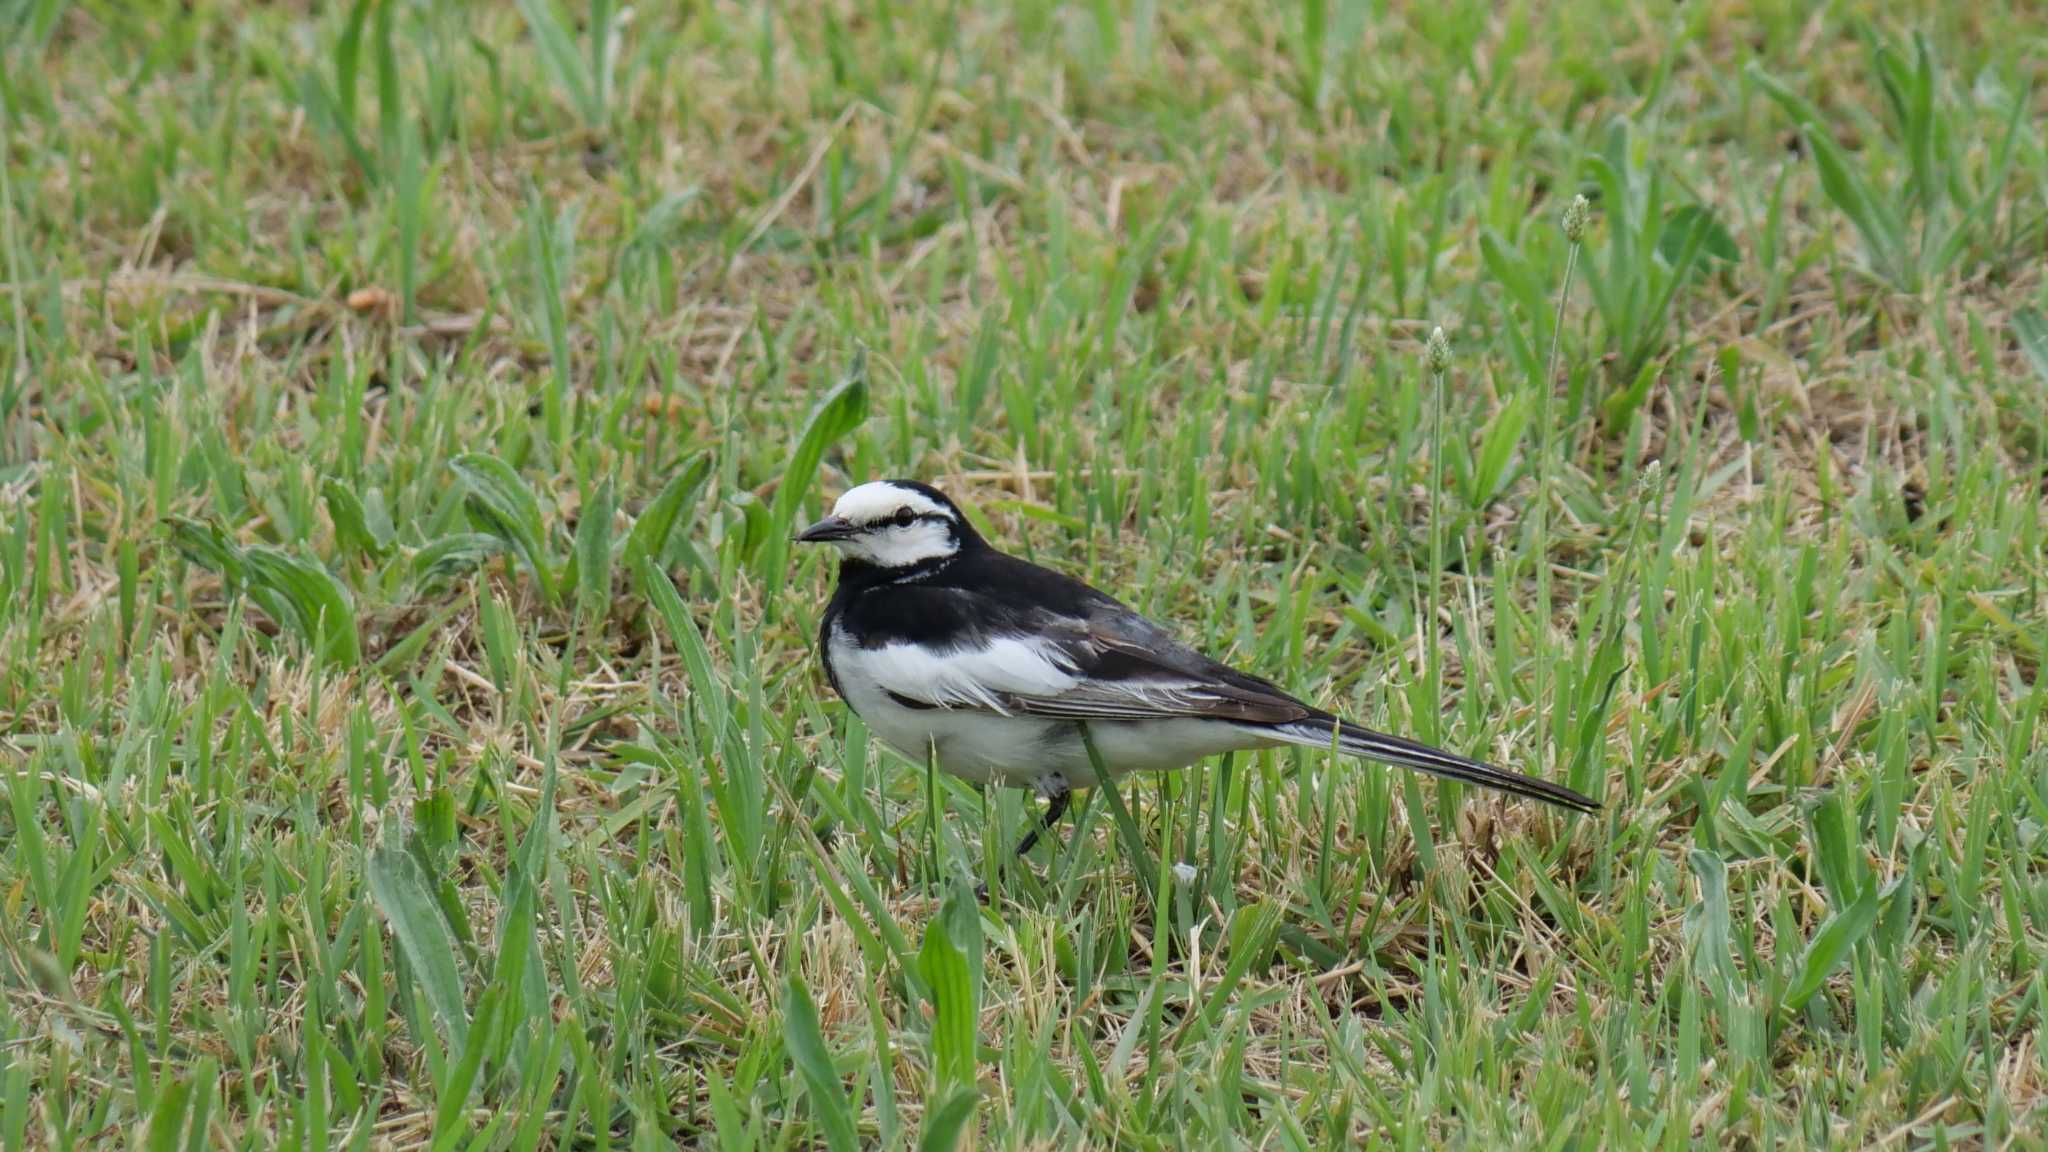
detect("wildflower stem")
(1424, 328), (1451, 745)
(1535, 198), (1589, 776)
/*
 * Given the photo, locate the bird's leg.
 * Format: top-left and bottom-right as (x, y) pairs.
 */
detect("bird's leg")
(1014, 774), (1073, 857)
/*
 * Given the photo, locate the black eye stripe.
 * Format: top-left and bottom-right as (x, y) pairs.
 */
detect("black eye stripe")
(859, 506), (952, 531)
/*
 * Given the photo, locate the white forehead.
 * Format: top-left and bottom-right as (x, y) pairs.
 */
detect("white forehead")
(830, 482), (950, 524)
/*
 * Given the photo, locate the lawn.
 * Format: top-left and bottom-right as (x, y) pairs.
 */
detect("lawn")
(2, 0), (2046, 1147)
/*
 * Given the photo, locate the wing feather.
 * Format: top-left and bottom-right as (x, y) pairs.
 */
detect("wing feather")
(989, 678), (1309, 723)
(857, 595), (1313, 725)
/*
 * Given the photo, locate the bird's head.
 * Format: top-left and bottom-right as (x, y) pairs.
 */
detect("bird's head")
(796, 479), (981, 570)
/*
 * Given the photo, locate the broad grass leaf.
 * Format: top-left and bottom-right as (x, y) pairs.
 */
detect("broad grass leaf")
(1783, 882), (1880, 1013)
(1749, 62), (1909, 287)
(574, 475), (615, 625)
(241, 546), (361, 668)
(492, 755), (556, 1061)
(1470, 392), (1532, 504)
(918, 882), (982, 1089)
(452, 453), (555, 602)
(1478, 230), (1550, 335)
(1684, 849), (1739, 1002)
(369, 845), (470, 1053)
(916, 1086), (979, 1152)
(322, 478), (391, 561)
(2013, 309), (2048, 387)
(1659, 205), (1738, 268)
(781, 974), (859, 1152)
(143, 1074), (193, 1152)
(622, 450), (711, 574)
(411, 533), (506, 591)
(513, 0), (599, 127)
(759, 350), (869, 578)
(164, 516), (247, 588)
(430, 988), (499, 1150)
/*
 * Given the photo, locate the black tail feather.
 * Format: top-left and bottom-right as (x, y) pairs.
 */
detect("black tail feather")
(1263, 718), (1600, 814)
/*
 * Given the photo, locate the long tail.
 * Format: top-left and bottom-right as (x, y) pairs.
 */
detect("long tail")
(1257, 717), (1599, 814)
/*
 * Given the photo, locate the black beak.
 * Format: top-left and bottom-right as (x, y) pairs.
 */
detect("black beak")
(796, 515), (857, 543)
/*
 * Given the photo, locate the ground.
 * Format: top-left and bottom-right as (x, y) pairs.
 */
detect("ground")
(2, 0), (2046, 1148)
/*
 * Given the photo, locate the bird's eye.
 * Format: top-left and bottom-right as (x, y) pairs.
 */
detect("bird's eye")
(890, 508), (917, 528)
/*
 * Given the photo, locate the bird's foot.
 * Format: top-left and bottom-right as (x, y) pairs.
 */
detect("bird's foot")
(1013, 774), (1073, 857)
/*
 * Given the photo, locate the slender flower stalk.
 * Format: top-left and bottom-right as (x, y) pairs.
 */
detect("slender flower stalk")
(1535, 195), (1591, 776)
(1423, 326), (1452, 744)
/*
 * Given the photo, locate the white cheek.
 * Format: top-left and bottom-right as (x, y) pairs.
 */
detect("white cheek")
(834, 538), (880, 563)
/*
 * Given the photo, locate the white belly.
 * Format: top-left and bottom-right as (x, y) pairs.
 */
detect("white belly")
(830, 631), (1268, 786)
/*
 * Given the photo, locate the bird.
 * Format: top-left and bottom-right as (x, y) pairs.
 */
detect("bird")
(798, 479), (1598, 856)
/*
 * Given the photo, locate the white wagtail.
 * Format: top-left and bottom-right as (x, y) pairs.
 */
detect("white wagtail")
(799, 480), (1597, 854)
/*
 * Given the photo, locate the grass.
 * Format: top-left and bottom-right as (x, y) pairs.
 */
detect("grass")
(2, 0), (2047, 1147)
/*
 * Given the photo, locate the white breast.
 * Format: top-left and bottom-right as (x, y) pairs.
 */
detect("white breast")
(848, 632), (1079, 708)
(827, 624), (1068, 784)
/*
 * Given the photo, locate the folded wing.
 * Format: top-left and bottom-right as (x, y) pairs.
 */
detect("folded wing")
(860, 597), (1314, 725)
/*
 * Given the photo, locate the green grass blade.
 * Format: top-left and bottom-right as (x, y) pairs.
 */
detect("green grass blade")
(514, 0), (600, 128)
(622, 450), (711, 575)
(452, 453), (556, 603)
(242, 545), (360, 667)
(916, 1086), (979, 1152)
(758, 350), (869, 582)
(322, 478), (391, 562)
(781, 974), (860, 1152)
(368, 845), (471, 1054)
(410, 533), (506, 593)
(917, 881), (981, 1090)
(1782, 883), (1881, 1014)
(1081, 726), (1156, 902)
(575, 475), (615, 627)
(2013, 309), (2048, 388)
